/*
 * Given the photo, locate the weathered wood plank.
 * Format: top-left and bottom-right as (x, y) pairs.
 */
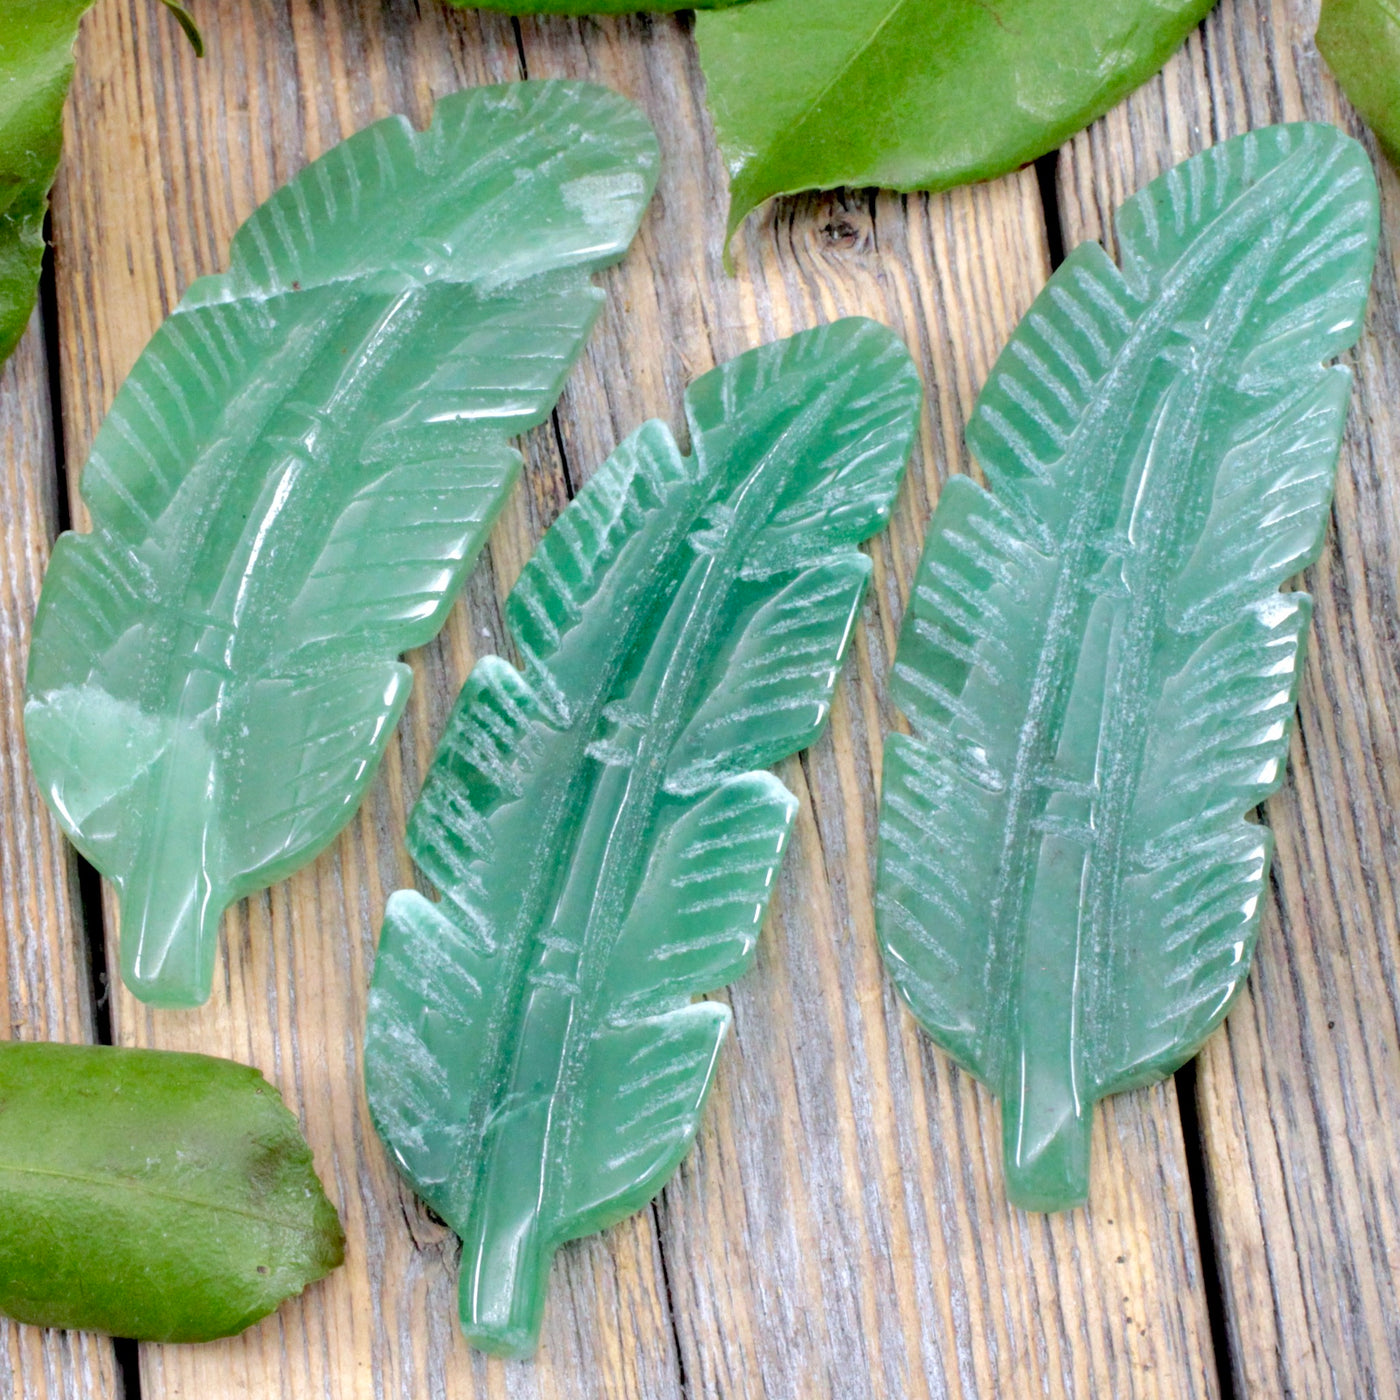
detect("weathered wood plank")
(519, 17), (1220, 1400)
(0, 305), (120, 1396)
(46, 1), (1222, 1396)
(54, 4), (681, 1398)
(1057, 2), (1400, 1394)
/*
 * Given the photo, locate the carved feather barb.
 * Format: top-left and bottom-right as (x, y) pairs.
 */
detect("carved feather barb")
(876, 124), (1379, 1211)
(24, 82), (659, 1008)
(364, 319), (921, 1355)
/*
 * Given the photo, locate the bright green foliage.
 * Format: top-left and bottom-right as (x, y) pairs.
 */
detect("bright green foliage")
(157, 1), (203, 56)
(876, 125), (1378, 1212)
(365, 319), (920, 1356)
(0, 1040), (343, 1341)
(0, 1), (198, 370)
(1318, 0), (1400, 164)
(25, 82), (658, 1009)
(458, 0), (746, 10)
(0, 1), (93, 367)
(696, 0), (1217, 243)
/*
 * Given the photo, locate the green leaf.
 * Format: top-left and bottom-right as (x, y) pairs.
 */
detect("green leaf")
(364, 318), (920, 1356)
(454, 0), (747, 10)
(0, 1040), (343, 1342)
(0, 2), (95, 367)
(695, 0), (1218, 245)
(158, 0), (204, 57)
(0, 1), (200, 372)
(24, 81), (659, 1010)
(875, 124), (1378, 1212)
(1318, 0), (1400, 164)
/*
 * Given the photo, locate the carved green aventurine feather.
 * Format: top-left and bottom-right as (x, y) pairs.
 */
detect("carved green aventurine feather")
(876, 124), (1378, 1212)
(24, 82), (659, 1009)
(365, 319), (920, 1356)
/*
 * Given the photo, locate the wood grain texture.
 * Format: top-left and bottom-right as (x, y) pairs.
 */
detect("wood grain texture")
(18, 0), (1306, 1396)
(54, 5), (683, 1399)
(1058, 3), (1400, 1396)
(0, 309), (120, 1398)
(517, 20), (1219, 1400)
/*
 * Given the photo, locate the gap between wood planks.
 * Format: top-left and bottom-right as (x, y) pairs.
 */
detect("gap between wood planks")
(1033, 146), (1238, 1400)
(26, 125), (1242, 1400)
(38, 219), (144, 1400)
(511, 18), (581, 508)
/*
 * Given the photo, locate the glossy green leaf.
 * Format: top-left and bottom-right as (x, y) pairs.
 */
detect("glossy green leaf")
(365, 318), (920, 1356)
(456, 0), (746, 11)
(1318, 0), (1400, 164)
(0, 1040), (343, 1341)
(25, 81), (659, 1010)
(876, 125), (1378, 1213)
(0, 2), (93, 368)
(157, 0), (204, 58)
(0, 1), (199, 371)
(696, 0), (1217, 244)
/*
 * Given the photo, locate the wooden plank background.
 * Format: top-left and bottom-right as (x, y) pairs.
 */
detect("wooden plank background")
(0, 312), (120, 1398)
(0, 0), (1392, 1394)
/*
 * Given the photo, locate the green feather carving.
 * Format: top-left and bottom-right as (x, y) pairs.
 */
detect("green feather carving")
(364, 319), (920, 1356)
(24, 81), (658, 1008)
(876, 124), (1379, 1212)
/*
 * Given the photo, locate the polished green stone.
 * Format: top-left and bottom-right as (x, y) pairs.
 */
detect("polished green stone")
(24, 81), (658, 1009)
(876, 124), (1379, 1213)
(365, 319), (921, 1356)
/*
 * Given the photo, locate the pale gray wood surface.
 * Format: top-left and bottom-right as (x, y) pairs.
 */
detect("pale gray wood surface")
(1, 0), (1392, 1395)
(46, 5), (1218, 1394)
(1057, 4), (1400, 1396)
(0, 309), (119, 1400)
(518, 20), (1219, 1400)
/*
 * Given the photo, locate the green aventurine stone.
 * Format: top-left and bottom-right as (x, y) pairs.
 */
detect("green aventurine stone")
(876, 124), (1379, 1213)
(365, 319), (921, 1356)
(0, 1041), (343, 1342)
(24, 82), (658, 1009)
